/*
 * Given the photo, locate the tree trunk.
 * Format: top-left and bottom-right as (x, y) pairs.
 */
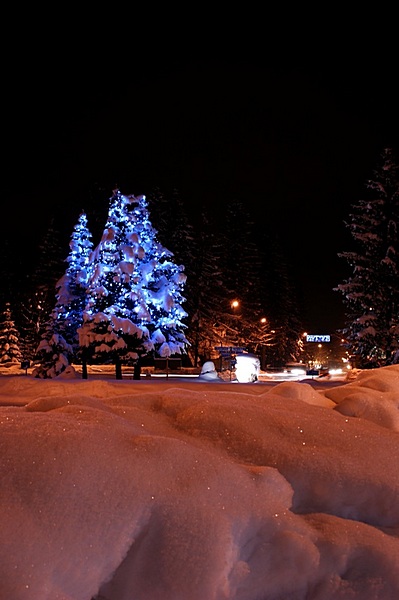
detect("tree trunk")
(133, 360), (141, 380)
(82, 357), (88, 379)
(115, 358), (122, 380)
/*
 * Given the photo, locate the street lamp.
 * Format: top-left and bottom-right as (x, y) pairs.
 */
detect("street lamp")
(259, 317), (268, 370)
(230, 300), (240, 346)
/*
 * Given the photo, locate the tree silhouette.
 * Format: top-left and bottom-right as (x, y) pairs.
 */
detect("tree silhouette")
(335, 148), (399, 366)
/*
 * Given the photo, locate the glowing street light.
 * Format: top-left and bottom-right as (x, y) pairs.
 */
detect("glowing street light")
(231, 300), (239, 310)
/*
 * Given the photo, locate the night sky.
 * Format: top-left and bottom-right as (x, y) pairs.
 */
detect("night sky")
(4, 41), (399, 335)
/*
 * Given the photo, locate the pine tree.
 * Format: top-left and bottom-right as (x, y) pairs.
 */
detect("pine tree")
(19, 218), (65, 360)
(216, 198), (273, 351)
(33, 212), (94, 378)
(258, 230), (305, 367)
(148, 188), (220, 366)
(335, 148), (399, 367)
(32, 318), (74, 378)
(0, 240), (17, 313)
(184, 211), (227, 366)
(79, 190), (188, 378)
(147, 187), (196, 268)
(130, 192), (188, 357)
(0, 303), (23, 365)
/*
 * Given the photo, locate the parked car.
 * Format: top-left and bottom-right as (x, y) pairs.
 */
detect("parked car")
(234, 353), (260, 383)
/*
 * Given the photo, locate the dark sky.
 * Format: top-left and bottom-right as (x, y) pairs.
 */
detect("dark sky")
(4, 45), (399, 335)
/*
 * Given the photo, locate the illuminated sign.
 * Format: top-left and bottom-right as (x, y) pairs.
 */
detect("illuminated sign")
(306, 335), (330, 343)
(215, 346), (246, 356)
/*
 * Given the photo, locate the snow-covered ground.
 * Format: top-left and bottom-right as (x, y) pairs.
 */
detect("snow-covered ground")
(0, 363), (398, 599)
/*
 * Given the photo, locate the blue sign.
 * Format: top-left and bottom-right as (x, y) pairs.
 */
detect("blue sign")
(306, 335), (330, 343)
(215, 346), (246, 356)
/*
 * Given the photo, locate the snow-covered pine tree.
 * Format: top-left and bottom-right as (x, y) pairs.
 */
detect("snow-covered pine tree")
(128, 191), (188, 357)
(1, 235), (29, 341)
(33, 212), (94, 378)
(335, 148), (399, 367)
(32, 317), (74, 379)
(0, 303), (23, 365)
(79, 190), (188, 378)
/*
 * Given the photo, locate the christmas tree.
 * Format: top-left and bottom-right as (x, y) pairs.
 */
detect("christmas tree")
(33, 212), (94, 378)
(79, 190), (188, 378)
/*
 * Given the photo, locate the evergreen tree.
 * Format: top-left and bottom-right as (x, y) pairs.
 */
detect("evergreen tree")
(33, 212), (94, 378)
(0, 303), (23, 365)
(79, 190), (188, 378)
(216, 198), (274, 352)
(185, 211), (227, 366)
(147, 187), (196, 268)
(148, 187), (217, 366)
(132, 191), (189, 357)
(148, 191), (286, 367)
(0, 239), (16, 313)
(148, 188), (302, 367)
(19, 218), (65, 360)
(258, 230), (305, 367)
(335, 148), (399, 367)
(147, 187), (199, 359)
(32, 318), (74, 378)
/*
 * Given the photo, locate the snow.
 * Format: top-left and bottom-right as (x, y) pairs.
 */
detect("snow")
(0, 364), (398, 600)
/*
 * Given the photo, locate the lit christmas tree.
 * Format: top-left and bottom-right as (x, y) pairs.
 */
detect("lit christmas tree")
(33, 212), (94, 378)
(79, 190), (188, 378)
(0, 303), (23, 365)
(130, 194), (188, 357)
(55, 211), (94, 349)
